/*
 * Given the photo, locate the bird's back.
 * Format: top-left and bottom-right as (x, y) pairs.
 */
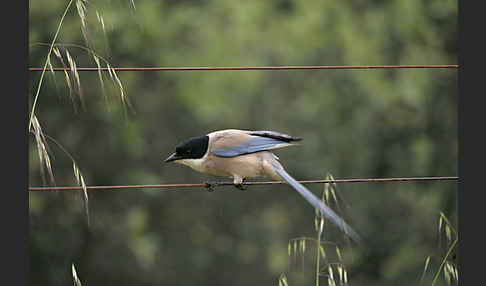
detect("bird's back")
(207, 129), (300, 157)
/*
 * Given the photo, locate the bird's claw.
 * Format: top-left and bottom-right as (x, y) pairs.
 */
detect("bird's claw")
(234, 184), (246, 191)
(234, 179), (247, 191)
(204, 181), (217, 192)
(204, 180), (247, 191)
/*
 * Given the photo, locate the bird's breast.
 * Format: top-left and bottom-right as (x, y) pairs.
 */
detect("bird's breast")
(178, 151), (280, 181)
(207, 152), (274, 178)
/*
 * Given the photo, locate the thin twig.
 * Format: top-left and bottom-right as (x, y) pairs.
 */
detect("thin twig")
(431, 238), (458, 286)
(29, 0), (75, 131)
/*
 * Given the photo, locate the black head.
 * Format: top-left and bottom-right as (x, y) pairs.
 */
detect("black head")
(165, 135), (209, 162)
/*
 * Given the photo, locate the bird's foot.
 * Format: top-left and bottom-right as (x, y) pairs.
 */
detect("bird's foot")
(204, 181), (219, 192)
(234, 178), (247, 191)
(234, 183), (247, 191)
(205, 179), (247, 191)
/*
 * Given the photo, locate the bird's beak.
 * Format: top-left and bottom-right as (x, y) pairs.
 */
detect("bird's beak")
(165, 152), (180, 163)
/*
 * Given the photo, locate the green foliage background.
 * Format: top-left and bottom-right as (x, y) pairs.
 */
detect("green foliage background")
(29, 0), (457, 285)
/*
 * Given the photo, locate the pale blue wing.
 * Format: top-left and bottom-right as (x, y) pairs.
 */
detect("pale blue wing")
(211, 136), (289, 157)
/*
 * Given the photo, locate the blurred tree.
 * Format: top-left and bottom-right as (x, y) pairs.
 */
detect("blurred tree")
(29, 0), (457, 285)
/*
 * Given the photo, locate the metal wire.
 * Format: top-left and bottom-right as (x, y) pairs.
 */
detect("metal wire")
(28, 64), (459, 72)
(28, 64), (459, 193)
(29, 176), (458, 192)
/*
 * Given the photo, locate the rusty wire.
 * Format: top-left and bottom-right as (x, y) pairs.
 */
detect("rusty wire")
(29, 176), (458, 192)
(28, 64), (459, 72)
(28, 64), (458, 193)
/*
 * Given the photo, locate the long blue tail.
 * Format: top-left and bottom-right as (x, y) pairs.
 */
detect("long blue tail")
(273, 166), (362, 245)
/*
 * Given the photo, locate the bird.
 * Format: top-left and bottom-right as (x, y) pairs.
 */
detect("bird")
(165, 129), (362, 244)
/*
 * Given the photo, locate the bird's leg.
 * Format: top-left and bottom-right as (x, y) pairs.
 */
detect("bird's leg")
(204, 181), (220, 192)
(233, 176), (247, 191)
(234, 184), (246, 191)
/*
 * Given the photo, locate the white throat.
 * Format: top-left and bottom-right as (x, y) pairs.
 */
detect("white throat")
(177, 157), (206, 173)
